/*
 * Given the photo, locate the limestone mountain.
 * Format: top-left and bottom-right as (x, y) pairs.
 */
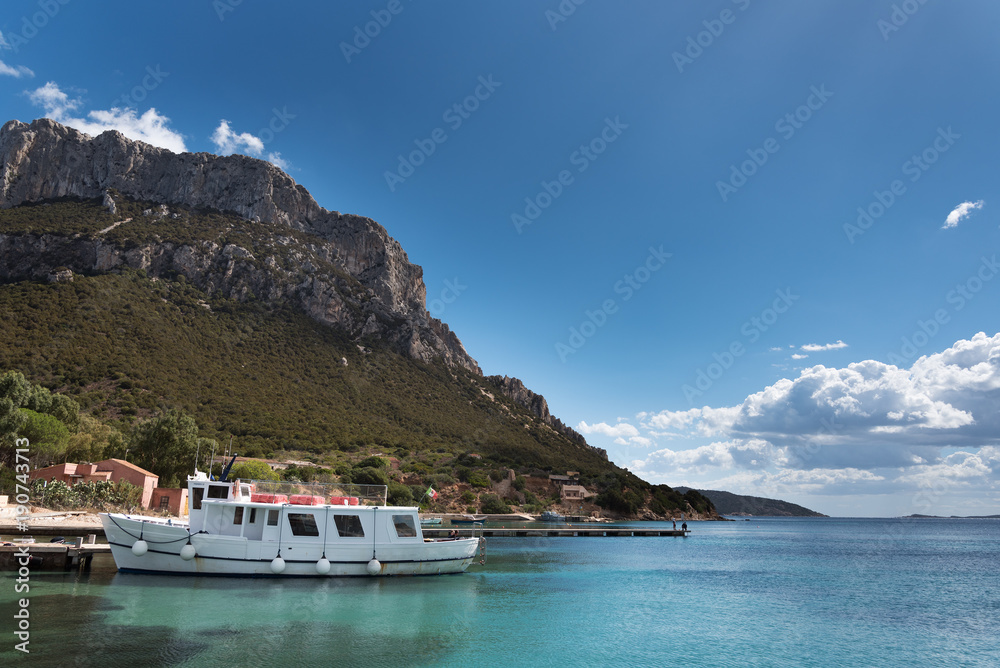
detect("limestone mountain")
(1, 117), (476, 372)
(0, 117), (596, 462)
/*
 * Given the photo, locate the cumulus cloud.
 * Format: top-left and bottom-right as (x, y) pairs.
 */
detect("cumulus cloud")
(791, 353), (808, 360)
(577, 420), (638, 438)
(266, 151), (289, 171)
(801, 340), (848, 352)
(210, 120), (289, 170)
(26, 81), (186, 153)
(210, 119), (264, 155)
(942, 200), (984, 229)
(0, 59), (33, 78)
(600, 333), (1000, 510)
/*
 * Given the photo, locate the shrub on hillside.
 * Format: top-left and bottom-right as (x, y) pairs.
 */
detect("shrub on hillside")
(479, 494), (511, 514)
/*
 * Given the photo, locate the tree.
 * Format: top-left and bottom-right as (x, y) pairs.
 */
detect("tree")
(480, 494), (511, 514)
(387, 481), (413, 506)
(350, 466), (389, 487)
(0, 371), (30, 407)
(18, 409), (70, 466)
(129, 409), (200, 487)
(229, 460), (280, 482)
(65, 416), (117, 463)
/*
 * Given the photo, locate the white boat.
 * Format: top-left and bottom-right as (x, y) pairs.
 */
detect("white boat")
(100, 470), (485, 577)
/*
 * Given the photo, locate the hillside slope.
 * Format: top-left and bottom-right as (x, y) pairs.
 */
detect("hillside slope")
(0, 118), (718, 519)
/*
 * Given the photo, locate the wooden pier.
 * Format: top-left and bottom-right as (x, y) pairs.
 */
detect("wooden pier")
(1, 538), (110, 571)
(423, 527), (690, 538)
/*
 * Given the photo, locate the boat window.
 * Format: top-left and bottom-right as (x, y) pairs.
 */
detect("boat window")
(334, 514), (365, 538)
(267, 509), (279, 526)
(233, 507), (244, 525)
(288, 513), (320, 537)
(208, 485), (229, 499)
(192, 487), (204, 510)
(249, 508), (257, 524)
(392, 515), (417, 538)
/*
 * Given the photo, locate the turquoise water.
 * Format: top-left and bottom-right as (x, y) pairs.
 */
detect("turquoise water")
(2, 518), (998, 667)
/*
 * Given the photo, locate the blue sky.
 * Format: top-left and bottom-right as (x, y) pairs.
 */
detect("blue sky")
(2, 1), (999, 516)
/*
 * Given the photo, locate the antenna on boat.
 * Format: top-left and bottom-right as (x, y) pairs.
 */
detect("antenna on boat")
(208, 441), (217, 480)
(220, 453), (239, 482)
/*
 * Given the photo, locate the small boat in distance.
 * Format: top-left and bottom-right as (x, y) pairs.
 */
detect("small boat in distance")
(419, 517), (442, 526)
(450, 515), (487, 525)
(538, 511), (566, 523)
(100, 461), (485, 577)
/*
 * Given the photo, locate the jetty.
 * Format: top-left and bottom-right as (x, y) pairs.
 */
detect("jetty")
(423, 526), (689, 538)
(1, 536), (110, 571)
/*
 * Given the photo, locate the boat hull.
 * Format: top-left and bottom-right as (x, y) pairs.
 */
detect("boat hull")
(101, 513), (479, 577)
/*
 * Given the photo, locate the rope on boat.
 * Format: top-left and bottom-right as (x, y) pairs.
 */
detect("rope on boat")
(109, 515), (192, 544)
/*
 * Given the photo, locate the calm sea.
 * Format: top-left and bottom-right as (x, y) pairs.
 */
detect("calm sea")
(2, 517), (998, 667)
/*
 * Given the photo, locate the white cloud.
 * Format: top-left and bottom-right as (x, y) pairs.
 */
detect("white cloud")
(942, 200), (984, 229)
(791, 353), (808, 360)
(0, 59), (33, 78)
(210, 121), (289, 170)
(266, 151), (289, 171)
(801, 340), (848, 352)
(599, 333), (1000, 509)
(210, 119), (264, 156)
(639, 406), (740, 438)
(26, 81), (186, 153)
(576, 420), (639, 439)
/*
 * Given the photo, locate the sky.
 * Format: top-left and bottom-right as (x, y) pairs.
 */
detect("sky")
(2, 1), (999, 517)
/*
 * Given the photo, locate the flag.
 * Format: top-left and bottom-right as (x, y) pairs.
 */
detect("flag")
(426, 487), (438, 500)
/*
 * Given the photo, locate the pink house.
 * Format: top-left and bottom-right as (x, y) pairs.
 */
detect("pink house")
(30, 459), (161, 509)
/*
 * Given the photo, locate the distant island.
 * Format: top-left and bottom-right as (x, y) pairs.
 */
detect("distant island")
(675, 487), (827, 517)
(903, 514), (1000, 519)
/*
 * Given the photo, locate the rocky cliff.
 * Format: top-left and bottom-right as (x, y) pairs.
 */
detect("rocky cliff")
(487, 375), (605, 459)
(0, 118), (479, 373)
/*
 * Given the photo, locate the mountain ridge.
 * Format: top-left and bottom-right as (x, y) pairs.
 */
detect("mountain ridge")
(674, 487), (827, 517)
(0, 117), (597, 462)
(1, 117), (479, 372)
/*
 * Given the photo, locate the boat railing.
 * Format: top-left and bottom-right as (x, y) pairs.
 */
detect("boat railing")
(240, 479), (388, 506)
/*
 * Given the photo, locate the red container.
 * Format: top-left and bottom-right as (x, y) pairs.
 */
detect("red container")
(289, 494), (324, 506)
(330, 496), (361, 506)
(250, 493), (289, 504)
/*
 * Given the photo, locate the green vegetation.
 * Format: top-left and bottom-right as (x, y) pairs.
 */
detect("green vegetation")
(0, 197), (717, 518)
(27, 478), (143, 513)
